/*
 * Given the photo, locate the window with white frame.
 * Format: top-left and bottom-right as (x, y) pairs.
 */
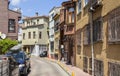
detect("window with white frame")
(78, 0), (82, 13)
(84, 0), (89, 6)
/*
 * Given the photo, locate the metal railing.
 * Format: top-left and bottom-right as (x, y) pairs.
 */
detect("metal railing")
(0, 60), (9, 76)
(0, 60), (19, 76)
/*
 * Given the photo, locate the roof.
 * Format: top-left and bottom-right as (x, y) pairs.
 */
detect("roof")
(9, 9), (21, 14)
(22, 24), (44, 29)
(10, 44), (22, 51)
(23, 16), (49, 20)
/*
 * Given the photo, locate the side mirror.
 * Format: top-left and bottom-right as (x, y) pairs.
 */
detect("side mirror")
(25, 58), (29, 60)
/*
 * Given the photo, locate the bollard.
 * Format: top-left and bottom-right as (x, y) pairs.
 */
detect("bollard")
(71, 72), (75, 76)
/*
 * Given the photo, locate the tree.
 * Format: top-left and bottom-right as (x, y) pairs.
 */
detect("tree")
(0, 38), (18, 54)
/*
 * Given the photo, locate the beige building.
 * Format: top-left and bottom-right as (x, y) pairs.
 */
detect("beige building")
(22, 14), (49, 56)
(53, 8), (61, 60)
(75, 0), (120, 76)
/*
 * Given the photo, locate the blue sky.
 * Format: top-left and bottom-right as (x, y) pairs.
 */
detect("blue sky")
(9, 0), (68, 17)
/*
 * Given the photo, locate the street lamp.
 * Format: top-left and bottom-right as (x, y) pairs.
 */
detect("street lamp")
(0, 33), (6, 40)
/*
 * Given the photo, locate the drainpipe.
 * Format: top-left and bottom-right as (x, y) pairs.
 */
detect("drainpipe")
(89, 7), (94, 76)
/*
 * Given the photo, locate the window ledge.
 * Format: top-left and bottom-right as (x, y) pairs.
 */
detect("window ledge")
(93, 40), (103, 44)
(108, 40), (120, 44)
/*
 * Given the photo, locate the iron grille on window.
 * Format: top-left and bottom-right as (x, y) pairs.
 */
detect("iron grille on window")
(89, 58), (92, 75)
(108, 62), (120, 76)
(108, 7), (120, 42)
(83, 57), (88, 73)
(8, 19), (16, 32)
(83, 24), (91, 45)
(93, 18), (102, 42)
(94, 59), (104, 76)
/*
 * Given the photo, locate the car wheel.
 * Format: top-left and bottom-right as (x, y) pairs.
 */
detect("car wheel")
(24, 67), (28, 76)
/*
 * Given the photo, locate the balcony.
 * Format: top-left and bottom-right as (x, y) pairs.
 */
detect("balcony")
(91, 0), (102, 9)
(59, 9), (65, 25)
(64, 26), (74, 35)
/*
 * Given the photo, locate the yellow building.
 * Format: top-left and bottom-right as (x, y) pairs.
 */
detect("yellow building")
(75, 0), (120, 76)
(53, 8), (61, 60)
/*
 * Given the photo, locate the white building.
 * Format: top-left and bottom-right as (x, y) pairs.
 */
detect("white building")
(48, 7), (61, 58)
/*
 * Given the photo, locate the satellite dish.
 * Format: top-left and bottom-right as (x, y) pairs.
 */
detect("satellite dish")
(1, 33), (6, 39)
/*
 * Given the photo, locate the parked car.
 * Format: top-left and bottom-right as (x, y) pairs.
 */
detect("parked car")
(6, 51), (30, 76)
(13, 51), (30, 76)
(40, 51), (47, 57)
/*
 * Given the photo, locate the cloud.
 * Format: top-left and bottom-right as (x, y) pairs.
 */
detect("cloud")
(10, 0), (27, 6)
(10, 0), (21, 6)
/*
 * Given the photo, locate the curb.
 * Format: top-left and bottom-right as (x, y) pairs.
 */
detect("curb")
(44, 58), (71, 76)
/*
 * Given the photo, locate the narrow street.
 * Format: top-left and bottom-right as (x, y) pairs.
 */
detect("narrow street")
(28, 56), (69, 76)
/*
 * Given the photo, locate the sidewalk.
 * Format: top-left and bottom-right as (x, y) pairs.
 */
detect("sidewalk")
(45, 57), (91, 76)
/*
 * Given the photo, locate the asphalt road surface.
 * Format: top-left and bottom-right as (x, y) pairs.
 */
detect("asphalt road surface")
(28, 56), (69, 76)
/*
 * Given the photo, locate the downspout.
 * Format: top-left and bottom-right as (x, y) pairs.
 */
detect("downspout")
(89, 8), (94, 76)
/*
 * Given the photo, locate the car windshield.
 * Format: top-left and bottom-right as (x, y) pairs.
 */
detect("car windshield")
(13, 53), (25, 60)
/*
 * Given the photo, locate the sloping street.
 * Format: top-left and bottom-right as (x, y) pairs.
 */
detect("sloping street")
(28, 56), (69, 76)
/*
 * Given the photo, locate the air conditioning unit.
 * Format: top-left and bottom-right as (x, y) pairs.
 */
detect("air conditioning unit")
(92, 0), (102, 9)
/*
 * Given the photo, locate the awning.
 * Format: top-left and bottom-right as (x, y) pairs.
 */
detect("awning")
(10, 44), (22, 51)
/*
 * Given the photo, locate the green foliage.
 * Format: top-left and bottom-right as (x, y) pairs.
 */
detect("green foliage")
(0, 38), (18, 54)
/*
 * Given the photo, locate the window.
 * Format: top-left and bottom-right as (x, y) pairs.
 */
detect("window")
(108, 7), (120, 42)
(76, 30), (81, 54)
(39, 31), (42, 39)
(68, 12), (74, 23)
(78, 0), (82, 13)
(23, 33), (25, 39)
(83, 57), (88, 73)
(50, 42), (54, 52)
(28, 32), (31, 39)
(84, 0), (89, 6)
(33, 31), (36, 39)
(8, 19), (16, 33)
(33, 22), (36, 25)
(83, 24), (91, 45)
(50, 13), (54, 21)
(89, 58), (92, 75)
(27, 21), (30, 25)
(37, 19), (39, 24)
(93, 18), (102, 42)
(108, 62), (120, 76)
(94, 59), (104, 76)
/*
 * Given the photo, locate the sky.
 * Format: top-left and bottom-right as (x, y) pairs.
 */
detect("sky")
(9, 0), (68, 17)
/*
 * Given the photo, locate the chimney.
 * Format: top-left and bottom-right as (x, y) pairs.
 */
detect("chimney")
(36, 12), (38, 16)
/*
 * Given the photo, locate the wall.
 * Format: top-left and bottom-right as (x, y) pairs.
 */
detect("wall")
(8, 10), (21, 40)
(0, 0), (8, 35)
(75, 0), (120, 76)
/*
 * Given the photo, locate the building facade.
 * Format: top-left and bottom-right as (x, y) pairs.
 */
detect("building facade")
(59, 0), (76, 65)
(53, 7), (61, 60)
(48, 7), (61, 58)
(75, 0), (120, 76)
(0, 0), (21, 40)
(22, 15), (49, 56)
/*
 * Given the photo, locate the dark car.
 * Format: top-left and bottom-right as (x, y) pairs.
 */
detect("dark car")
(6, 51), (30, 76)
(40, 51), (47, 57)
(13, 51), (30, 76)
